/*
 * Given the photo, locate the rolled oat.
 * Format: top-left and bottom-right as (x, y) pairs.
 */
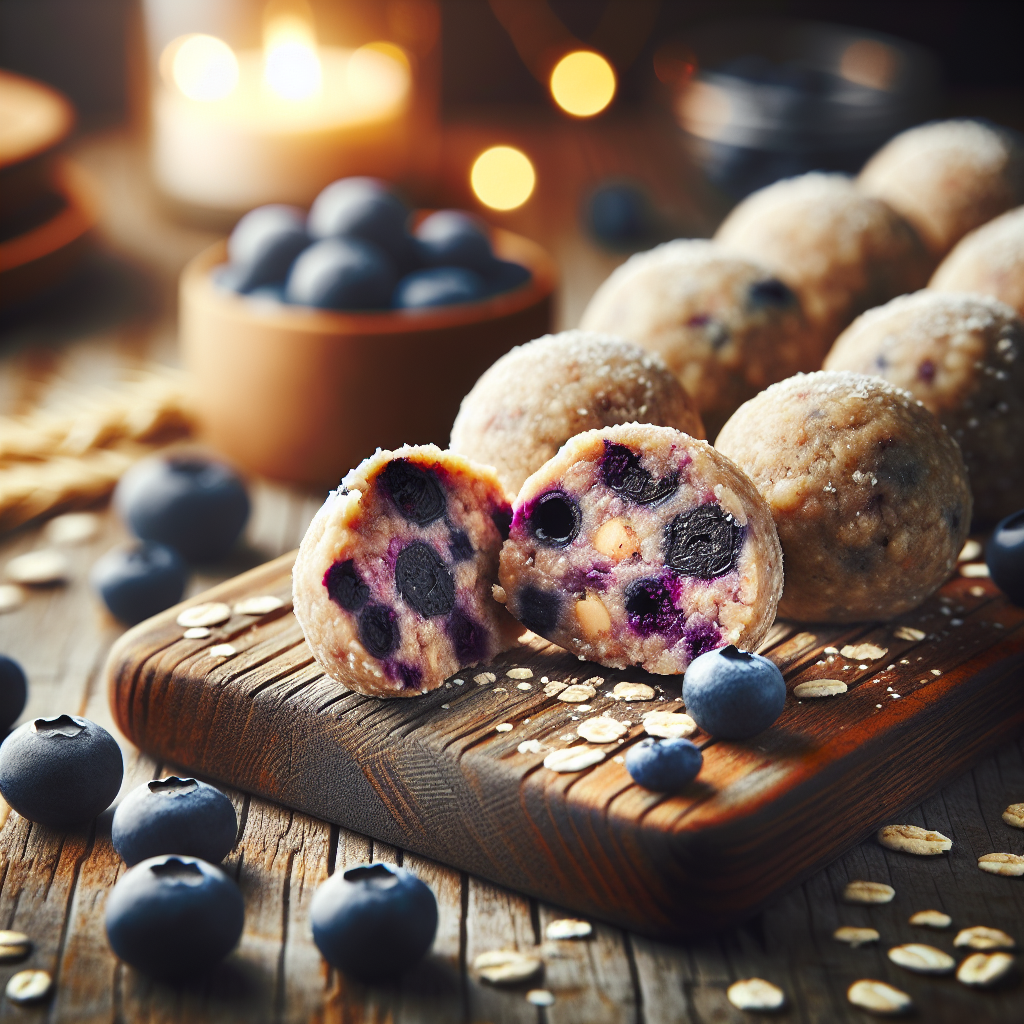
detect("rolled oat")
(956, 952), (1015, 987)
(612, 681), (655, 702)
(978, 852), (1024, 877)
(840, 643), (887, 660)
(176, 602), (232, 628)
(909, 910), (951, 929)
(887, 943), (954, 973)
(232, 595), (285, 615)
(545, 918), (592, 940)
(793, 679), (847, 698)
(846, 979), (911, 1015)
(543, 746), (606, 773)
(877, 824), (952, 855)
(642, 711), (697, 739)
(833, 926), (879, 947)
(843, 880), (895, 904)
(473, 949), (543, 985)
(1002, 803), (1024, 829)
(577, 718), (628, 743)
(5, 550), (68, 585)
(727, 978), (785, 1011)
(558, 683), (597, 703)
(954, 926), (1015, 950)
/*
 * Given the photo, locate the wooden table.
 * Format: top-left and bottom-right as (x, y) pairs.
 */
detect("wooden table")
(0, 119), (1022, 1023)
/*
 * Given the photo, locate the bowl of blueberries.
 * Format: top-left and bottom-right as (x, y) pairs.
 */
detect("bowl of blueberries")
(180, 176), (556, 486)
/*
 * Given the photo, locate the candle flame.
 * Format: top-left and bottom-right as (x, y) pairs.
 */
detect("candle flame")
(263, 0), (322, 101)
(164, 34), (239, 102)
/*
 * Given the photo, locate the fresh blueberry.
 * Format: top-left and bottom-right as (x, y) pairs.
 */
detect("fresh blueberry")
(105, 854), (244, 979)
(584, 181), (653, 249)
(987, 509), (1024, 605)
(602, 442), (678, 504)
(358, 604), (399, 659)
(307, 177), (412, 262)
(111, 777), (238, 867)
(90, 541), (188, 625)
(210, 263), (248, 294)
(625, 737), (703, 791)
(527, 491), (581, 547)
(682, 645), (786, 739)
(665, 503), (743, 579)
(310, 862), (437, 983)
(481, 258), (531, 296)
(414, 210), (493, 271)
(226, 204), (309, 292)
(0, 715), (123, 827)
(392, 267), (487, 309)
(0, 656), (27, 733)
(324, 559), (370, 611)
(379, 459), (446, 525)
(114, 453), (250, 564)
(395, 542), (456, 617)
(286, 238), (396, 310)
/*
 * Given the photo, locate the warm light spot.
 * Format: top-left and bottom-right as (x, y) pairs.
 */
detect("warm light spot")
(347, 43), (411, 109)
(263, 9), (321, 101)
(167, 35), (239, 102)
(550, 51), (616, 117)
(471, 146), (536, 211)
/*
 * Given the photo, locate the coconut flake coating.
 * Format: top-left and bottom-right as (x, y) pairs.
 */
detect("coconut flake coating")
(825, 291), (1024, 525)
(930, 206), (1024, 321)
(497, 424), (782, 674)
(715, 172), (931, 352)
(716, 372), (972, 622)
(579, 240), (819, 439)
(293, 445), (520, 697)
(859, 120), (1024, 261)
(449, 330), (704, 496)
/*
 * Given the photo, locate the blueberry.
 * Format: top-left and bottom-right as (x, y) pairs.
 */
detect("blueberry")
(395, 542), (455, 617)
(481, 258), (531, 295)
(358, 604), (399, 659)
(415, 210), (493, 271)
(286, 238), (396, 311)
(624, 576), (677, 637)
(528, 491), (581, 547)
(111, 777), (238, 867)
(665, 504), (743, 579)
(324, 559), (370, 611)
(602, 442), (678, 504)
(514, 585), (561, 635)
(379, 459), (446, 525)
(105, 854), (244, 979)
(987, 509), (1024, 605)
(114, 454), (250, 564)
(584, 181), (653, 249)
(747, 278), (796, 309)
(310, 862), (437, 983)
(90, 541), (188, 625)
(448, 609), (486, 661)
(0, 656), (27, 733)
(226, 204), (309, 292)
(0, 715), (123, 827)
(625, 737), (703, 792)
(682, 645), (786, 739)
(307, 177), (412, 263)
(392, 267), (487, 309)
(210, 263), (248, 294)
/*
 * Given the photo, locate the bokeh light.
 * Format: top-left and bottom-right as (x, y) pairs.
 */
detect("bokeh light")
(550, 51), (616, 117)
(168, 35), (239, 102)
(263, 12), (322, 100)
(470, 146), (536, 211)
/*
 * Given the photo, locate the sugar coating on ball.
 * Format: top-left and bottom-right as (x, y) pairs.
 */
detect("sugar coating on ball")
(930, 205), (1024, 321)
(716, 371), (972, 622)
(859, 120), (1024, 261)
(292, 445), (520, 698)
(449, 330), (704, 496)
(714, 172), (931, 352)
(825, 291), (1024, 525)
(580, 240), (819, 439)
(497, 424), (782, 674)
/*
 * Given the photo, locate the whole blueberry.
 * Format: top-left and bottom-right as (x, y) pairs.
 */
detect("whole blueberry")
(0, 656), (27, 733)
(0, 715), (123, 827)
(210, 263), (248, 294)
(105, 854), (244, 979)
(113, 453), (250, 564)
(682, 645), (786, 739)
(311, 862), (438, 982)
(625, 737), (703, 792)
(307, 177), (411, 260)
(481, 258), (531, 296)
(585, 181), (653, 248)
(392, 267), (487, 309)
(986, 509), (1024, 605)
(112, 777), (238, 867)
(90, 541), (188, 625)
(414, 210), (493, 271)
(226, 204), (309, 292)
(286, 238), (396, 310)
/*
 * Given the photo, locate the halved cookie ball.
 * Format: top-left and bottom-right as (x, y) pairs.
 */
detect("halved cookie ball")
(449, 330), (704, 496)
(824, 291), (1024, 525)
(497, 424), (782, 674)
(579, 239), (819, 438)
(293, 445), (520, 697)
(716, 371), (972, 622)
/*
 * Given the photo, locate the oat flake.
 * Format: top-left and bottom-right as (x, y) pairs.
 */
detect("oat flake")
(473, 950), (543, 985)
(474, 672), (496, 685)
(516, 682), (532, 691)
(543, 680), (567, 697)
(877, 824), (952, 855)
(612, 681), (655, 701)
(5, 969), (51, 1004)
(506, 667), (533, 680)
(958, 539), (983, 562)
(577, 718), (628, 743)
(978, 852), (1024, 876)
(233, 595), (285, 615)
(841, 643), (888, 660)
(558, 683), (596, 703)
(794, 679), (847, 698)
(545, 918), (592, 940)
(177, 602), (232, 628)
(5, 550), (68, 585)
(643, 711), (697, 738)
(887, 943), (954, 974)
(726, 978), (785, 1011)
(183, 627), (211, 639)
(495, 723), (513, 733)
(834, 926), (879, 947)
(208, 644), (236, 658)
(543, 746), (606, 773)
(909, 910), (951, 929)
(957, 952), (1015, 987)
(954, 926), (1015, 950)
(0, 931), (30, 964)
(517, 740), (543, 755)
(893, 625), (926, 641)
(526, 989), (555, 1007)
(45, 511), (100, 545)
(843, 880), (895, 904)
(846, 979), (911, 1014)
(1001, 803), (1024, 829)
(960, 562), (989, 577)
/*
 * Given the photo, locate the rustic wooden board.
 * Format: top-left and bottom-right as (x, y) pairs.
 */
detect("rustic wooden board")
(105, 551), (1024, 941)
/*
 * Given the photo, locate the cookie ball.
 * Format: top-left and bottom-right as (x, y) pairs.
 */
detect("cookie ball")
(859, 120), (1024, 261)
(497, 424), (783, 674)
(292, 445), (520, 698)
(449, 330), (704, 496)
(715, 173), (931, 352)
(579, 239), (818, 438)
(716, 371), (972, 622)
(930, 206), (1024, 321)
(824, 291), (1024, 525)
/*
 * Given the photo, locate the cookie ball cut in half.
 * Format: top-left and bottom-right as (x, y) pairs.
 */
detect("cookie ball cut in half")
(449, 330), (704, 497)
(859, 120), (1024, 261)
(716, 372), (972, 622)
(714, 172), (931, 352)
(497, 424), (782, 674)
(293, 445), (520, 697)
(825, 292), (1024, 526)
(580, 240), (818, 438)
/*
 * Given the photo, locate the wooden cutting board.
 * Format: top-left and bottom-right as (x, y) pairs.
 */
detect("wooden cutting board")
(105, 551), (1024, 941)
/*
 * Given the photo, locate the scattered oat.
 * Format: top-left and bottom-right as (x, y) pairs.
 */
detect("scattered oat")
(1002, 803), (1024, 829)
(506, 668), (533, 680)
(545, 918), (592, 941)
(824, 646), (839, 655)
(583, 676), (605, 687)
(5, 969), (52, 1004)
(517, 740), (542, 755)
(846, 979), (911, 1015)
(794, 679), (847, 698)
(543, 680), (567, 697)
(177, 602), (231, 628)
(440, 703), (450, 709)
(877, 824), (952, 855)
(473, 949), (543, 985)
(543, 746), (606, 773)
(45, 511), (100, 545)
(887, 943), (954, 974)
(233, 595), (285, 616)
(841, 643), (887, 661)
(526, 989), (555, 1007)
(978, 852), (1024, 876)
(643, 711), (697, 739)
(0, 932), (31, 964)
(5, 549), (68, 585)
(968, 585), (986, 597)
(612, 681), (655, 702)
(957, 952), (1015, 987)
(834, 926), (879, 947)
(558, 683), (597, 703)
(958, 539), (983, 562)
(930, 668), (942, 676)
(910, 910), (951, 929)
(612, 754), (625, 764)
(182, 627), (211, 639)
(954, 926), (1015, 950)
(726, 978), (785, 1011)
(960, 562), (989, 578)
(207, 644), (236, 658)
(0, 585), (25, 614)
(843, 880), (895, 904)
(893, 625), (926, 642)
(474, 672), (496, 685)
(577, 704), (592, 712)
(577, 718), (628, 743)
(495, 723), (513, 733)
(516, 682), (532, 691)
